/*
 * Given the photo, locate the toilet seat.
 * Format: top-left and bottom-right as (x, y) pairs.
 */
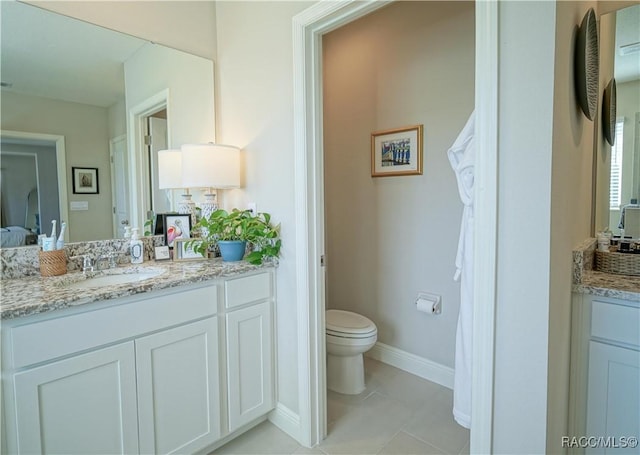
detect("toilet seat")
(326, 309), (377, 339)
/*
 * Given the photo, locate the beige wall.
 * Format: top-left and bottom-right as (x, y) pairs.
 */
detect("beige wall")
(548, 2), (600, 452)
(323, 1), (474, 368)
(1, 91), (113, 241)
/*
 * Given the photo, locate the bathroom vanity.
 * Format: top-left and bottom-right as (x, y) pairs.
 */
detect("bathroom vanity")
(0, 261), (276, 454)
(570, 240), (640, 453)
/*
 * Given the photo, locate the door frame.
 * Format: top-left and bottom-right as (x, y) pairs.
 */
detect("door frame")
(292, 0), (498, 451)
(0, 130), (70, 241)
(110, 134), (128, 238)
(128, 89), (170, 230)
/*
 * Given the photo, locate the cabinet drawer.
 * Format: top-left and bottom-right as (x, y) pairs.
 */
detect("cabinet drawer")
(225, 272), (272, 309)
(591, 300), (640, 347)
(9, 285), (218, 369)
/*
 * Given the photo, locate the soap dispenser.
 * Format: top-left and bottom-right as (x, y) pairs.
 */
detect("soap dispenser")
(130, 228), (144, 264)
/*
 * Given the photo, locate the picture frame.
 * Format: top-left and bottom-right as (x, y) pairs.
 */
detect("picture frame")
(154, 246), (171, 261)
(173, 238), (207, 261)
(371, 124), (423, 177)
(72, 167), (99, 194)
(161, 213), (191, 248)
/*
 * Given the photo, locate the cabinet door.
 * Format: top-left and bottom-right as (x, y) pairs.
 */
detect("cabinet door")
(13, 342), (139, 454)
(226, 301), (274, 431)
(586, 341), (640, 454)
(136, 317), (221, 454)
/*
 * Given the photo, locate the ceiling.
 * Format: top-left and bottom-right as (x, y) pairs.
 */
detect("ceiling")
(614, 4), (640, 83)
(0, 1), (146, 108)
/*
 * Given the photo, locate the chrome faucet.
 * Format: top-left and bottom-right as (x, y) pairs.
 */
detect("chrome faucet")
(96, 253), (117, 271)
(81, 256), (94, 273)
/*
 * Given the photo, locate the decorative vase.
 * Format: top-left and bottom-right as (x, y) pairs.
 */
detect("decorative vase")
(177, 193), (197, 227)
(218, 240), (247, 262)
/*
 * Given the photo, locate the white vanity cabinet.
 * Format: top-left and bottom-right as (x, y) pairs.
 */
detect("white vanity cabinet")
(570, 293), (640, 453)
(135, 317), (220, 454)
(1, 268), (276, 455)
(12, 342), (140, 454)
(225, 272), (274, 431)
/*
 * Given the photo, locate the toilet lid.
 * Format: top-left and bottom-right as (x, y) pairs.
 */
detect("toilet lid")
(326, 309), (376, 335)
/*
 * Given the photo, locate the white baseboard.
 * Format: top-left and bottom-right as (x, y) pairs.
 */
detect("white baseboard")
(367, 342), (454, 390)
(268, 402), (302, 442)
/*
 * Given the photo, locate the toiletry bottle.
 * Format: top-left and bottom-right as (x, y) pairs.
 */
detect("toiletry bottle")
(130, 228), (144, 264)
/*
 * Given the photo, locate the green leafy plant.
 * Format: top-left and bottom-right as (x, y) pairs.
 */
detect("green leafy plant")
(143, 218), (154, 237)
(188, 209), (281, 265)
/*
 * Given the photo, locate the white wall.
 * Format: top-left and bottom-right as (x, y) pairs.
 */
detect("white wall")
(29, 0), (217, 61)
(124, 43), (216, 148)
(323, 1), (474, 368)
(492, 1), (598, 452)
(1, 91), (113, 241)
(215, 0), (314, 415)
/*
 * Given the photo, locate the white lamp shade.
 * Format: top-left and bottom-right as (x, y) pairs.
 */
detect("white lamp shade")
(157, 149), (183, 189)
(181, 143), (241, 189)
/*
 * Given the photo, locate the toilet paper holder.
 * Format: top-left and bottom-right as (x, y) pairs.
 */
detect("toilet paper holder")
(415, 292), (442, 315)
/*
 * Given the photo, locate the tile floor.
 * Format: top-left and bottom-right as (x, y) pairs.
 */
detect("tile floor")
(213, 357), (470, 455)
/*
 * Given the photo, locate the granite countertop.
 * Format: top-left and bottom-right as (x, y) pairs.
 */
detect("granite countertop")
(574, 269), (640, 302)
(1, 259), (275, 320)
(572, 238), (640, 301)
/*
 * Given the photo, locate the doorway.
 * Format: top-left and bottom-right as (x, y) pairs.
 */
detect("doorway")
(0, 131), (69, 241)
(128, 90), (170, 230)
(292, 1), (498, 451)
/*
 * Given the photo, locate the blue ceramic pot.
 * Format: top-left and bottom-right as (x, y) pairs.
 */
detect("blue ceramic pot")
(218, 240), (247, 262)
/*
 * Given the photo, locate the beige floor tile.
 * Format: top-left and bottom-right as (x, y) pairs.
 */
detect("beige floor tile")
(458, 440), (469, 455)
(378, 431), (446, 454)
(319, 392), (413, 455)
(213, 420), (301, 455)
(292, 446), (327, 454)
(402, 389), (469, 455)
(374, 368), (444, 411)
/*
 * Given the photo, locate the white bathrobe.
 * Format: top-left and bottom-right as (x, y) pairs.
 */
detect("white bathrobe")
(447, 111), (475, 429)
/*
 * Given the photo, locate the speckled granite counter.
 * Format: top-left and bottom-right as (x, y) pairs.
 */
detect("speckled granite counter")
(1, 259), (275, 320)
(573, 238), (640, 301)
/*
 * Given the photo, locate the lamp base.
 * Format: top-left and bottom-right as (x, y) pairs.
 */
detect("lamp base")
(177, 194), (197, 226)
(200, 193), (218, 221)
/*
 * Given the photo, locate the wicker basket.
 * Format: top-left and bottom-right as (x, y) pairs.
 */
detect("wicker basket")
(595, 250), (640, 276)
(39, 250), (67, 277)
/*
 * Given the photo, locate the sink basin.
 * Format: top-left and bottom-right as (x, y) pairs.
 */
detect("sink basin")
(59, 267), (166, 290)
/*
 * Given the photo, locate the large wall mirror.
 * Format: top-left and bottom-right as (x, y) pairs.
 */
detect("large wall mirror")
(593, 3), (640, 235)
(0, 1), (215, 247)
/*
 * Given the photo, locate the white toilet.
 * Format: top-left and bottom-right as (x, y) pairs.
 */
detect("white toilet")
(326, 309), (378, 395)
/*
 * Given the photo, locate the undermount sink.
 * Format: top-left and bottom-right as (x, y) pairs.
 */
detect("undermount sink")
(59, 266), (166, 290)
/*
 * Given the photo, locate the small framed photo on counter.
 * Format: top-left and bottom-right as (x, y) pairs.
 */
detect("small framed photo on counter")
(173, 238), (206, 261)
(161, 213), (191, 248)
(154, 246), (171, 261)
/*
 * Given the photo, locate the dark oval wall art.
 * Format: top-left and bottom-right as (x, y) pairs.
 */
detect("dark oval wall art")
(574, 8), (599, 120)
(602, 78), (617, 146)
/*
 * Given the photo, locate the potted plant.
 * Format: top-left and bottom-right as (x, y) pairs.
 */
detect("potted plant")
(188, 209), (281, 264)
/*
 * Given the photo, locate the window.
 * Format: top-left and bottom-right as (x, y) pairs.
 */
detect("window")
(610, 119), (625, 209)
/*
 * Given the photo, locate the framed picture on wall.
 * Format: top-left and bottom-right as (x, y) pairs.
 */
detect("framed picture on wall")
(371, 124), (423, 177)
(72, 167), (99, 194)
(161, 213), (191, 248)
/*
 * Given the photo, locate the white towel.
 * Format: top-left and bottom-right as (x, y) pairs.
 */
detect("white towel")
(447, 111), (475, 429)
